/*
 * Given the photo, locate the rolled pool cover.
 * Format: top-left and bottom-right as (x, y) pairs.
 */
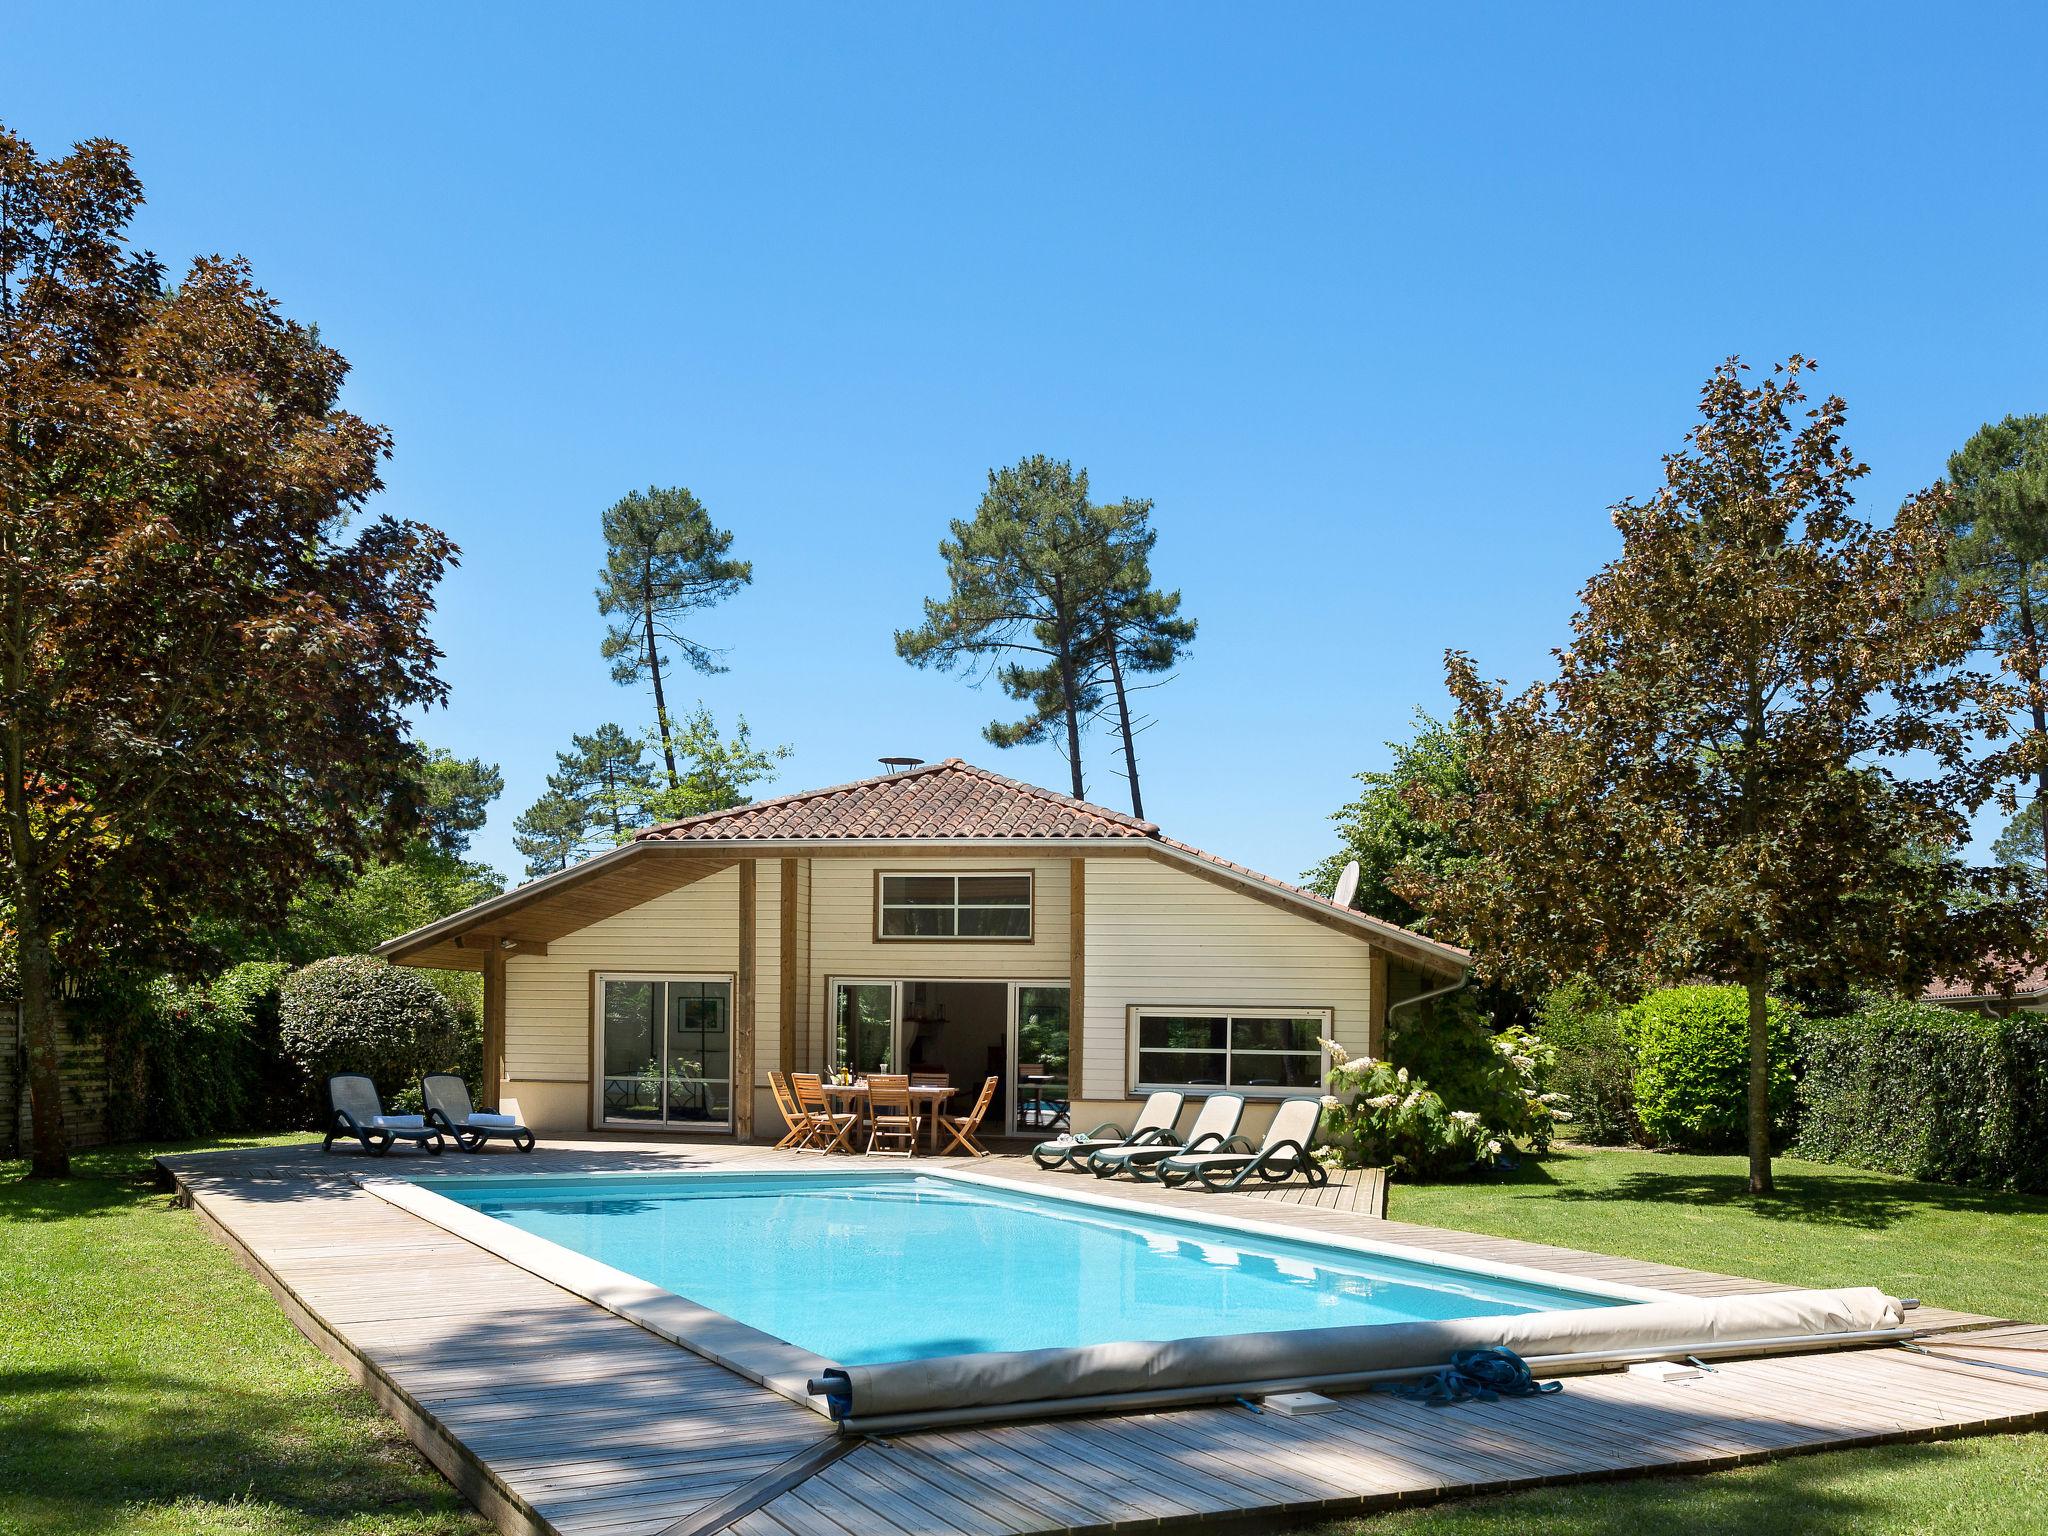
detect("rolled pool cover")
(810, 1287), (1905, 1425)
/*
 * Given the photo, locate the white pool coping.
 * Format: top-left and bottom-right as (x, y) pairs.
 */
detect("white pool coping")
(359, 1164), (1674, 1418)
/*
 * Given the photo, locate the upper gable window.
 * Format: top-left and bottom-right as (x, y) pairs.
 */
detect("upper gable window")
(877, 872), (1033, 940)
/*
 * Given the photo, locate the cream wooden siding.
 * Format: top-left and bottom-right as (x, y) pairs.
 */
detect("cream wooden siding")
(803, 854), (1073, 1063)
(1079, 855), (1375, 1101)
(502, 865), (741, 1084)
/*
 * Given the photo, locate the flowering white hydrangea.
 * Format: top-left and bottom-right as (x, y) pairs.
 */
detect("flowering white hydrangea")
(1449, 1109), (1482, 1128)
(1320, 1094), (1342, 1109)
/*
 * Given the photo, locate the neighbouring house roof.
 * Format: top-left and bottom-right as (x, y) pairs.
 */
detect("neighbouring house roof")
(1924, 960), (2048, 1006)
(376, 758), (1470, 975)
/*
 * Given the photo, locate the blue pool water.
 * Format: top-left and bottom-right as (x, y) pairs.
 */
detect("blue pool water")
(429, 1172), (1620, 1365)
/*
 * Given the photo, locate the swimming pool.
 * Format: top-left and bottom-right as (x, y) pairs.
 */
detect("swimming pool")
(425, 1170), (1628, 1366)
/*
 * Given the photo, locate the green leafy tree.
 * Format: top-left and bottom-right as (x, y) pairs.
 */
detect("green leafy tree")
(1307, 712), (1472, 928)
(897, 456), (1122, 799)
(1930, 414), (2048, 876)
(597, 486), (752, 789)
(512, 788), (588, 878)
(1404, 358), (2039, 1194)
(642, 707), (792, 822)
(0, 127), (454, 1177)
(1994, 797), (2044, 870)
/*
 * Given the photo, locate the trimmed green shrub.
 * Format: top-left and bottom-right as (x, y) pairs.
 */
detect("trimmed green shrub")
(1620, 985), (1794, 1149)
(279, 954), (463, 1117)
(1537, 976), (1640, 1145)
(1794, 1000), (2048, 1191)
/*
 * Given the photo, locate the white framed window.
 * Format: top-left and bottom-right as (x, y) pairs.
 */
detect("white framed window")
(876, 871), (1033, 940)
(1130, 1007), (1331, 1094)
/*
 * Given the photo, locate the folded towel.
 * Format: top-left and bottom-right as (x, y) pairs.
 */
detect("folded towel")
(467, 1112), (520, 1127)
(371, 1114), (426, 1129)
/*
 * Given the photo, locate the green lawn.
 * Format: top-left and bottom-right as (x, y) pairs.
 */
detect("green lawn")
(1388, 1143), (2048, 1323)
(0, 1134), (487, 1536)
(4, 1137), (2043, 1536)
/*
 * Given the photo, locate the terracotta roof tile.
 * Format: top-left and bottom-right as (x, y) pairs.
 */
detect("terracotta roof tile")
(632, 758), (1160, 843)
(1923, 960), (2048, 1002)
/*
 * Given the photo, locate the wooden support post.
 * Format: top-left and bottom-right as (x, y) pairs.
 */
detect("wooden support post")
(779, 857), (798, 1079)
(735, 859), (757, 1140)
(1069, 857), (1085, 1103)
(482, 948), (506, 1111)
(1368, 950), (1390, 1061)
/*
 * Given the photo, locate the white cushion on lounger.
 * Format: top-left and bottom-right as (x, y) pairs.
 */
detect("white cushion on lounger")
(371, 1114), (426, 1129)
(467, 1112), (520, 1127)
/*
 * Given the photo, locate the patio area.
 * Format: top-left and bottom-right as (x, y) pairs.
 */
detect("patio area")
(159, 1137), (2048, 1536)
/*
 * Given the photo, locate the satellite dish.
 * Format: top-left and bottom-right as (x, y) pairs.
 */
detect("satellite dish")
(1332, 860), (1360, 910)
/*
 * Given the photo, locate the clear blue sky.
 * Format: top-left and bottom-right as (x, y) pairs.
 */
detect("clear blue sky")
(9, 3), (2046, 884)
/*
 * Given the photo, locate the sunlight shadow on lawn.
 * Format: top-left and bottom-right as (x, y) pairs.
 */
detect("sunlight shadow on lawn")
(1544, 1165), (2048, 1231)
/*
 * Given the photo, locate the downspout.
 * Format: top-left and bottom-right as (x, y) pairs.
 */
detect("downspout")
(1383, 966), (1473, 1039)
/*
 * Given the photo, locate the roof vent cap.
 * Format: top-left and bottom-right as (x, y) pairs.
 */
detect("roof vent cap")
(878, 756), (925, 775)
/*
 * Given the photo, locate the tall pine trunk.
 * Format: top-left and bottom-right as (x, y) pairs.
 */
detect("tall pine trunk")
(16, 872), (69, 1179)
(1055, 626), (1085, 800)
(642, 582), (678, 790)
(1745, 959), (1773, 1195)
(1105, 639), (1145, 821)
(2016, 584), (2048, 876)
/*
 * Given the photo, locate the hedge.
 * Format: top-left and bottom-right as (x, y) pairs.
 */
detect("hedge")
(1793, 1000), (2048, 1192)
(102, 962), (291, 1141)
(279, 954), (466, 1118)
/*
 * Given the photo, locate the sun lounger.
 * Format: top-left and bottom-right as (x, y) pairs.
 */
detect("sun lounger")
(422, 1073), (536, 1152)
(322, 1073), (445, 1156)
(1031, 1089), (1185, 1170)
(1088, 1092), (1245, 1181)
(1158, 1096), (1327, 1191)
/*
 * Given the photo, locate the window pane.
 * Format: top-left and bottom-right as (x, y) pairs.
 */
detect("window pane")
(667, 982), (731, 1123)
(1230, 1017), (1323, 1052)
(959, 874), (1030, 906)
(1139, 1015), (1227, 1051)
(601, 981), (661, 1122)
(1139, 1050), (1228, 1085)
(1228, 1051), (1321, 1088)
(882, 875), (954, 906)
(958, 905), (1030, 937)
(881, 906), (955, 937)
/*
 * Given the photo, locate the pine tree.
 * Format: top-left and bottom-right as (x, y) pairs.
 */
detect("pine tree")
(512, 789), (587, 878)
(554, 724), (656, 843)
(596, 487), (752, 788)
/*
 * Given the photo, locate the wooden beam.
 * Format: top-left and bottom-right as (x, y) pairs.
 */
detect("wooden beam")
(481, 948), (506, 1111)
(455, 935), (548, 957)
(1069, 857), (1085, 1103)
(735, 859), (757, 1141)
(1368, 949), (1390, 1060)
(778, 857), (798, 1080)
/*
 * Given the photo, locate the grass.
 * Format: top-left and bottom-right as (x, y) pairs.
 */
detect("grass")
(5, 1135), (2043, 1536)
(1387, 1142), (2048, 1323)
(0, 1133), (487, 1536)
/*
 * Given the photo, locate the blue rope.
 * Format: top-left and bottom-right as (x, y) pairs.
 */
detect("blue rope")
(1376, 1347), (1562, 1405)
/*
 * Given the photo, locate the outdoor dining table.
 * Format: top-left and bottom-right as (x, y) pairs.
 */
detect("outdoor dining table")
(818, 1079), (958, 1152)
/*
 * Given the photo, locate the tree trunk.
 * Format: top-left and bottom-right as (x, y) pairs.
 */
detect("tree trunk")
(642, 589), (678, 790)
(17, 874), (70, 1179)
(1105, 639), (1144, 821)
(1055, 627), (1085, 800)
(1745, 962), (1773, 1195)
(2016, 583), (2048, 877)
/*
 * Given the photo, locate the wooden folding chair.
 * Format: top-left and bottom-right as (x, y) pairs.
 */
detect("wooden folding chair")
(865, 1073), (918, 1157)
(791, 1073), (857, 1154)
(910, 1071), (949, 1142)
(769, 1071), (809, 1150)
(938, 1075), (999, 1158)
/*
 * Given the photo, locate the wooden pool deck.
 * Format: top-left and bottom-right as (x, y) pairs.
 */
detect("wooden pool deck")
(161, 1138), (2048, 1536)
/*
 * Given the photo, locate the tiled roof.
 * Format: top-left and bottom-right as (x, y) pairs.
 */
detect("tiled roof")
(1924, 961), (2048, 1002)
(633, 759), (1161, 842)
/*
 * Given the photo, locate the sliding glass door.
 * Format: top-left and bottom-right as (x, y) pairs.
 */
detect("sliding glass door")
(833, 981), (897, 1073)
(597, 975), (732, 1129)
(1009, 984), (1070, 1135)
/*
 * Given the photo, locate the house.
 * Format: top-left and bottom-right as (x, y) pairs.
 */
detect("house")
(376, 759), (1470, 1140)
(1923, 963), (2048, 1017)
